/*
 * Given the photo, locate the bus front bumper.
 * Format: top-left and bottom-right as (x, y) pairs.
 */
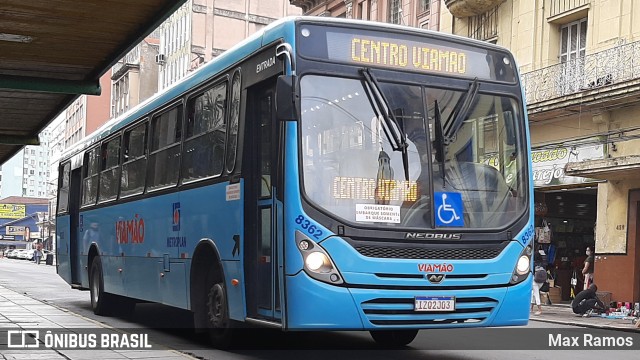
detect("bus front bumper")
(285, 271), (531, 330)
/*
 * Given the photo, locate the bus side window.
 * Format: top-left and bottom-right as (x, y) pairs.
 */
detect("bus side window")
(182, 81), (228, 182)
(121, 122), (147, 197)
(148, 105), (183, 190)
(98, 136), (121, 202)
(81, 148), (100, 207)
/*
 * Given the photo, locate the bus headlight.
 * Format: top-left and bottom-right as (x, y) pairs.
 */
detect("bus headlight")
(295, 230), (343, 284)
(516, 255), (530, 275)
(510, 245), (532, 284)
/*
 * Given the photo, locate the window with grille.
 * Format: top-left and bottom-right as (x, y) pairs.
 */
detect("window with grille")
(468, 8), (499, 41)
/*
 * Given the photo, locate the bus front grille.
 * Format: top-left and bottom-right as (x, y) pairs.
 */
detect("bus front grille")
(354, 245), (502, 259)
(360, 297), (498, 326)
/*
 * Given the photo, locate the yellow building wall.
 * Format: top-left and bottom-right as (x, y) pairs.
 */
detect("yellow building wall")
(441, 0), (640, 72)
(595, 180), (637, 253)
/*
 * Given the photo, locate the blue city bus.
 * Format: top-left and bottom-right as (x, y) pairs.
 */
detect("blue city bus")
(56, 16), (534, 347)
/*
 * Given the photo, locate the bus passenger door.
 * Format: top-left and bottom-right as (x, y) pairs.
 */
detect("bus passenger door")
(69, 167), (82, 285)
(244, 79), (283, 323)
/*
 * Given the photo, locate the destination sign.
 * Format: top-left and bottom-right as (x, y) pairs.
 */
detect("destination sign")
(297, 24), (516, 83)
(349, 37), (467, 75)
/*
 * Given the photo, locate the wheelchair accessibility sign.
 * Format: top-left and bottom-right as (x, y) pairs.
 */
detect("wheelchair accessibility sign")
(434, 192), (464, 227)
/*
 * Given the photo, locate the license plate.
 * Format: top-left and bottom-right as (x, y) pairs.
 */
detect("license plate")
(414, 296), (455, 312)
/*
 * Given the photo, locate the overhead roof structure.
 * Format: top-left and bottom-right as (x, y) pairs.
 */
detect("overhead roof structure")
(0, 0), (187, 165)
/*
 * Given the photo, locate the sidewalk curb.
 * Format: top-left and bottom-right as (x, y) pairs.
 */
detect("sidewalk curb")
(531, 318), (640, 334)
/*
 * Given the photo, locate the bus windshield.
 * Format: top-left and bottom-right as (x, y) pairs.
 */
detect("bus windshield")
(300, 74), (527, 230)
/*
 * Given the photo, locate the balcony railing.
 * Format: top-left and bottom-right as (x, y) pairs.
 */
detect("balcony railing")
(111, 45), (141, 75)
(521, 39), (640, 105)
(549, 0), (590, 18)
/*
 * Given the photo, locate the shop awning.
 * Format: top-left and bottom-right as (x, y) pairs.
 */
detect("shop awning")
(565, 155), (640, 180)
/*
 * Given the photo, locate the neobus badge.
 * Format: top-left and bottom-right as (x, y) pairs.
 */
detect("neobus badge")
(406, 232), (461, 240)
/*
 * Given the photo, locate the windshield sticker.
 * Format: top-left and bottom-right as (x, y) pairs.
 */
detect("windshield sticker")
(226, 183), (241, 201)
(356, 204), (401, 223)
(434, 192), (464, 227)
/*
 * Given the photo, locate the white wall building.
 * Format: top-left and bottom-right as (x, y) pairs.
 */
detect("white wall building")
(0, 131), (51, 199)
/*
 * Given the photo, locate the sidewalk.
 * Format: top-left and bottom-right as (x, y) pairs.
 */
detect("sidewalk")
(0, 284), (194, 360)
(531, 302), (640, 332)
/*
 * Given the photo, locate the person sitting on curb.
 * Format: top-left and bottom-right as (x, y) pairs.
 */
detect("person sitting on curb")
(571, 284), (606, 317)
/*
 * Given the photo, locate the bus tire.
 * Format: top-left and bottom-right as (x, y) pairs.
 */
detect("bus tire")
(206, 282), (234, 348)
(370, 329), (418, 348)
(89, 256), (113, 316)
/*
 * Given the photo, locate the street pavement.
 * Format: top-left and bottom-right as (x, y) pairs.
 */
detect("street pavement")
(0, 278), (195, 359)
(1, 256), (638, 359)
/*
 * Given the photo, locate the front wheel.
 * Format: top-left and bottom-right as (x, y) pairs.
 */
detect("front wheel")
(207, 282), (234, 348)
(370, 329), (419, 348)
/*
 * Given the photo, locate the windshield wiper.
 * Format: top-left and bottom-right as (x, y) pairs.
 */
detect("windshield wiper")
(433, 100), (446, 187)
(443, 78), (480, 143)
(359, 68), (410, 182)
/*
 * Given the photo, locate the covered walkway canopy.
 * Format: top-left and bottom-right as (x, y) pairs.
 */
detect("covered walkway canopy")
(0, 0), (187, 164)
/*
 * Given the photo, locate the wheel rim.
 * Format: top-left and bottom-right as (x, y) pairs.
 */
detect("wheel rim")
(207, 284), (226, 328)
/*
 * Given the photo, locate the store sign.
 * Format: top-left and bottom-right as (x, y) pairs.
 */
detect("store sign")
(532, 144), (604, 188)
(6, 226), (25, 235)
(0, 204), (26, 219)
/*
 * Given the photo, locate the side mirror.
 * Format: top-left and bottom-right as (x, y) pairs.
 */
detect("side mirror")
(276, 75), (298, 121)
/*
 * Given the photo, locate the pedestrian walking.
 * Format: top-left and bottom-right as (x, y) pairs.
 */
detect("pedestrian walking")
(531, 263), (546, 315)
(34, 248), (43, 265)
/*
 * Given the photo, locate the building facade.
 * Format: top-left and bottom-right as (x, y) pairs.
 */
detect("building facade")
(0, 197), (48, 250)
(0, 131), (50, 199)
(156, 0), (301, 91)
(291, 0), (441, 30)
(440, 0), (640, 305)
(64, 70), (113, 148)
(111, 37), (160, 119)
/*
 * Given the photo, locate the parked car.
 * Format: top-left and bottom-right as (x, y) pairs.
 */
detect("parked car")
(11, 249), (27, 259)
(19, 249), (34, 260)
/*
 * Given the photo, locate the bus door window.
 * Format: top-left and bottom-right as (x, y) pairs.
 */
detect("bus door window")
(183, 82), (227, 182)
(259, 95), (272, 198)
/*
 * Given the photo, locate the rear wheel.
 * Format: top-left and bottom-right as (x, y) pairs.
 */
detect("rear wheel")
(89, 256), (114, 315)
(370, 329), (419, 348)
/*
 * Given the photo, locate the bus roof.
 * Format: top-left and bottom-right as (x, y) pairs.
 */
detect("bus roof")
(60, 16), (514, 163)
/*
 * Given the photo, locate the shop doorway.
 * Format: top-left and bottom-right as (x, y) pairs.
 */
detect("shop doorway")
(534, 187), (598, 301)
